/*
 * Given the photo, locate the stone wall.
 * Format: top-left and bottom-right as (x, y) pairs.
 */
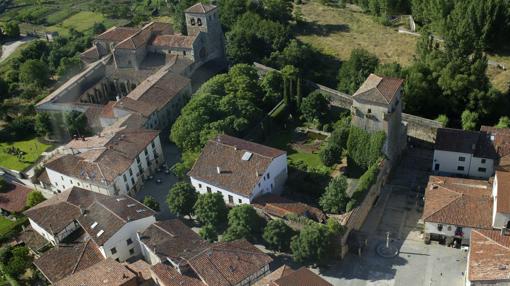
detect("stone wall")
(253, 62), (442, 143)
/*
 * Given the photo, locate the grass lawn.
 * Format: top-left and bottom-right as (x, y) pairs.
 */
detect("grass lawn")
(46, 11), (105, 35)
(0, 217), (16, 237)
(296, 1), (418, 66)
(0, 138), (51, 171)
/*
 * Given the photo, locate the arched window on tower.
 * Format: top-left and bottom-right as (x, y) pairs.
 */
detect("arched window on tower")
(197, 18), (202, 26)
(190, 18), (195, 26)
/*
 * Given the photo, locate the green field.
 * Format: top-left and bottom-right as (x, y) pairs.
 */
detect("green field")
(0, 217), (16, 237)
(0, 138), (51, 171)
(46, 11), (105, 35)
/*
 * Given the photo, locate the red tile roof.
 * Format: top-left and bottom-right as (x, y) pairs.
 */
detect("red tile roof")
(496, 171), (510, 213)
(0, 182), (32, 213)
(422, 176), (493, 229)
(152, 34), (197, 49)
(353, 74), (403, 105)
(468, 229), (510, 283)
(189, 135), (286, 197)
(252, 194), (326, 222)
(185, 3), (217, 13)
(55, 258), (137, 286)
(271, 267), (332, 286)
(150, 263), (204, 286)
(96, 27), (139, 43)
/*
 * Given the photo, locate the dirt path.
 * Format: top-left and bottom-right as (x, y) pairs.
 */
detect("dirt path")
(0, 36), (36, 63)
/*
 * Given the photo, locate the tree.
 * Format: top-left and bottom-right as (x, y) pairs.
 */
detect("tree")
(435, 114), (449, 127)
(2, 22), (20, 38)
(65, 111), (88, 137)
(290, 223), (331, 265)
(35, 112), (52, 137)
(199, 224), (218, 242)
(461, 110), (479, 131)
(57, 56), (82, 78)
(300, 91), (330, 125)
(495, 116), (510, 129)
(319, 175), (349, 213)
(223, 204), (262, 242)
(3, 246), (30, 277)
(262, 0), (293, 23)
(172, 0), (196, 34)
(263, 219), (294, 252)
(26, 191), (45, 208)
(143, 195), (160, 212)
(167, 182), (197, 218)
(194, 192), (228, 228)
(260, 70), (283, 109)
(319, 144), (340, 167)
(92, 22), (106, 35)
(19, 59), (49, 87)
(337, 49), (379, 94)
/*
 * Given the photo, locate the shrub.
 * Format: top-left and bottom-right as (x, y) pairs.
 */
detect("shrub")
(348, 160), (381, 210)
(199, 224), (218, 242)
(263, 219), (295, 252)
(346, 126), (385, 172)
(319, 175), (349, 213)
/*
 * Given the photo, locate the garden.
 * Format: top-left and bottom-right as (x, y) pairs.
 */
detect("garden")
(0, 138), (51, 171)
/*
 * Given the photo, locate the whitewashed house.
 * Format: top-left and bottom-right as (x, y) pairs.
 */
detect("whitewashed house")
(421, 176), (493, 243)
(24, 187), (156, 262)
(42, 127), (164, 196)
(432, 128), (497, 179)
(188, 134), (287, 205)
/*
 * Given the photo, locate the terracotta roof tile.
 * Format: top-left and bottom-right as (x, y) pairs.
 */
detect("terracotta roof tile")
(353, 74), (403, 105)
(422, 176), (493, 229)
(18, 225), (49, 252)
(139, 219), (209, 264)
(185, 3), (217, 13)
(151, 263), (205, 286)
(252, 194), (326, 222)
(55, 258), (137, 286)
(152, 34), (197, 49)
(496, 171), (510, 213)
(34, 239), (103, 284)
(124, 259), (153, 282)
(187, 239), (273, 286)
(0, 182), (32, 213)
(468, 229), (510, 283)
(96, 27), (139, 43)
(271, 267), (332, 286)
(189, 135), (286, 197)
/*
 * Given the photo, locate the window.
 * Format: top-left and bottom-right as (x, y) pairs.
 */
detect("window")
(434, 164), (440, 171)
(367, 108), (372, 114)
(110, 247), (117, 255)
(238, 199), (242, 203)
(198, 184), (202, 189)
(125, 184), (129, 190)
(131, 178), (135, 185)
(457, 166), (465, 171)
(70, 180), (73, 184)
(136, 157), (141, 164)
(129, 168), (133, 176)
(437, 224), (443, 231)
(207, 186), (211, 193)
(61, 176), (64, 181)
(151, 142), (155, 149)
(197, 18), (202, 26)
(77, 182), (80, 186)
(129, 248), (135, 255)
(190, 18), (196, 25)
(144, 149), (149, 156)
(478, 167), (487, 172)
(123, 174), (127, 182)
(481, 159), (486, 164)
(458, 156), (466, 162)
(228, 195), (233, 204)
(183, 51), (186, 56)
(127, 238), (133, 245)
(267, 173), (270, 179)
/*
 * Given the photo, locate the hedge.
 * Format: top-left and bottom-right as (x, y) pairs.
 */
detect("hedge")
(346, 159), (381, 211)
(346, 126), (385, 172)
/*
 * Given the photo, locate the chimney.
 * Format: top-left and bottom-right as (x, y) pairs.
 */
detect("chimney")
(217, 166), (221, 174)
(116, 96), (120, 101)
(256, 171), (259, 177)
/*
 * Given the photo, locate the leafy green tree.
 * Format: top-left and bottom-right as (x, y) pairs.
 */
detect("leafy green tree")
(20, 40), (50, 62)
(199, 224), (218, 242)
(194, 192), (228, 228)
(262, 0), (293, 23)
(218, 0), (250, 30)
(92, 22), (106, 34)
(319, 175), (349, 213)
(172, 0), (196, 34)
(347, 126), (385, 171)
(263, 219), (295, 252)
(57, 56), (82, 78)
(223, 204), (262, 242)
(375, 62), (402, 77)
(65, 111), (88, 137)
(260, 70), (283, 109)
(167, 182), (197, 218)
(26, 191), (45, 208)
(19, 59), (49, 87)
(143, 195), (160, 212)
(35, 112), (52, 137)
(319, 144), (340, 167)
(300, 91), (330, 125)
(337, 49), (379, 94)
(3, 246), (30, 277)
(461, 110), (479, 131)
(435, 114), (449, 127)
(2, 22), (20, 38)
(495, 116), (510, 129)
(290, 223), (331, 265)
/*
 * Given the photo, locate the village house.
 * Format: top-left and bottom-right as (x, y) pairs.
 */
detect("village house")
(24, 187), (156, 261)
(351, 74), (407, 163)
(150, 239), (273, 286)
(421, 176), (493, 243)
(138, 219), (209, 267)
(40, 126), (164, 196)
(432, 128), (497, 178)
(188, 134), (288, 205)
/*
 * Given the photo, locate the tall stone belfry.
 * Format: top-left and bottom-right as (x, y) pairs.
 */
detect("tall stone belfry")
(185, 3), (225, 62)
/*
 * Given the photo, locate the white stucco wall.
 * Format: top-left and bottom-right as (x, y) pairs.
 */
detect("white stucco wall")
(28, 218), (79, 245)
(99, 215), (156, 262)
(46, 168), (115, 195)
(425, 222), (472, 240)
(190, 177), (251, 205)
(432, 150), (494, 178)
(137, 234), (162, 265)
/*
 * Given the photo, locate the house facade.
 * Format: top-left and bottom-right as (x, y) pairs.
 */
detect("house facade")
(432, 128), (497, 179)
(188, 135), (287, 205)
(42, 127), (164, 196)
(351, 74), (407, 163)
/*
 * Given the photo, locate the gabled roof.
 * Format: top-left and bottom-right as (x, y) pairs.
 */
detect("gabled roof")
(353, 74), (403, 105)
(187, 239), (273, 286)
(422, 176), (493, 229)
(185, 3), (217, 14)
(252, 194), (326, 222)
(151, 262), (205, 286)
(188, 135), (286, 197)
(0, 181), (32, 213)
(55, 258), (137, 286)
(270, 266), (332, 286)
(77, 195), (155, 246)
(115, 22), (173, 50)
(95, 27), (139, 43)
(468, 229), (510, 283)
(34, 239), (103, 284)
(152, 34), (197, 49)
(139, 219), (209, 264)
(496, 171), (510, 214)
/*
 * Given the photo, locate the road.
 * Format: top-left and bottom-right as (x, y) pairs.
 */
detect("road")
(0, 36), (35, 63)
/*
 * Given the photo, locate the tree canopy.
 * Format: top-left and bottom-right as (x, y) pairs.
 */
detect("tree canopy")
(319, 175), (349, 214)
(193, 192), (228, 229)
(223, 204), (263, 242)
(337, 49), (379, 94)
(300, 91), (330, 125)
(144, 195), (160, 212)
(263, 219), (295, 252)
(167, 182), (197, 217)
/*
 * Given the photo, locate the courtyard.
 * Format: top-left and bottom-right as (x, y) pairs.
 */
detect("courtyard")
(318, 147), (468, 286)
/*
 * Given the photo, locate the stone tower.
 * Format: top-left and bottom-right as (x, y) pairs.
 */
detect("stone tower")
(184, 3), (225, 63)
